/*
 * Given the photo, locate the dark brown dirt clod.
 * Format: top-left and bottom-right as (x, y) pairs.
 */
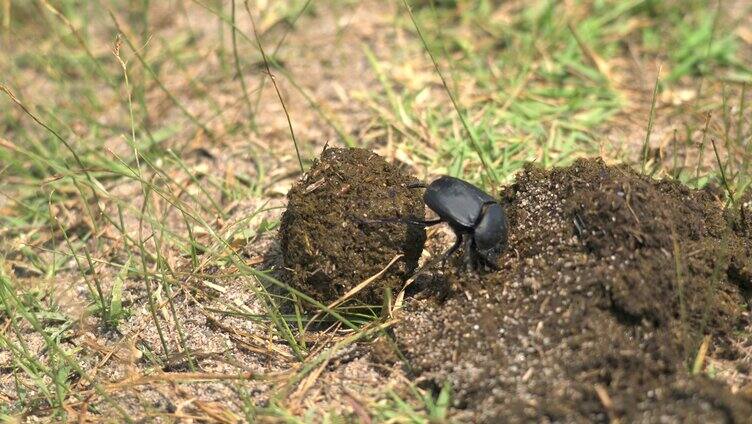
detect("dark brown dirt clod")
(396, 158), (752, 423)
(280, 147), (426, 306)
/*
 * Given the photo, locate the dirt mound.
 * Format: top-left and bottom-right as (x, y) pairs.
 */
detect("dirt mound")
(396, 158), (752, 423)
(280, 147), (426, 306)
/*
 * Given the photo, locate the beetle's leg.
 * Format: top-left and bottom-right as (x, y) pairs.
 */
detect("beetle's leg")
(463, 236), (476, 272)
(348, 214), (441, 227)
(484, 258), (500, 271)
(346, 214), (386, 226)
(406, 181), (427, 189)
(403, 217), (443, 227)
(438, 233), (463, 269)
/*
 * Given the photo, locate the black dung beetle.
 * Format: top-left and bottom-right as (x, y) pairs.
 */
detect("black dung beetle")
(406, 176), (509, 270)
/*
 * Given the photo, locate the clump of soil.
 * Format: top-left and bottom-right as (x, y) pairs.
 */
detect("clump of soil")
(280, 147), (426, 305)
(396, 158), (752, 423)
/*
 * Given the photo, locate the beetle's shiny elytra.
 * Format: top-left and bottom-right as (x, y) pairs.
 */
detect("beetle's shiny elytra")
(417, 176), (509, 269)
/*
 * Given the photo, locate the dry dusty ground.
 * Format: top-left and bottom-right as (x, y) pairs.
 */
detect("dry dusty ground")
(1, 0), (751, 422)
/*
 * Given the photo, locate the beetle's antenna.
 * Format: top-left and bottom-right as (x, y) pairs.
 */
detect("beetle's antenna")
(407, 181), (427, 189)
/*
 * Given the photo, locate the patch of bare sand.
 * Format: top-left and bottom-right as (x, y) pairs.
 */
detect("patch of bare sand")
(2, 1), (418, 419)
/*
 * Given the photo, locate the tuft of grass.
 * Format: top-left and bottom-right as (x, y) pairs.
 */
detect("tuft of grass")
(642, 66), (662, 174)
(245, 0), (304, 173)
(403, 0), (499, 186)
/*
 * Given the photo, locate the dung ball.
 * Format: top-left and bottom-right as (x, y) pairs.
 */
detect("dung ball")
(279, 147), (426, 306)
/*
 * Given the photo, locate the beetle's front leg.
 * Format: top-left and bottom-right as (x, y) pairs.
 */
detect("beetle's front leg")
(439, 232), (463, 270)
(347, 214), (441, 228)
(463, 236), (477, 272)
(403, 217), (443, 228)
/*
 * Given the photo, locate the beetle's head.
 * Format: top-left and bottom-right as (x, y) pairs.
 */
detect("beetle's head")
(474, 202), (508, 266)
(478, 243), (504, 263)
